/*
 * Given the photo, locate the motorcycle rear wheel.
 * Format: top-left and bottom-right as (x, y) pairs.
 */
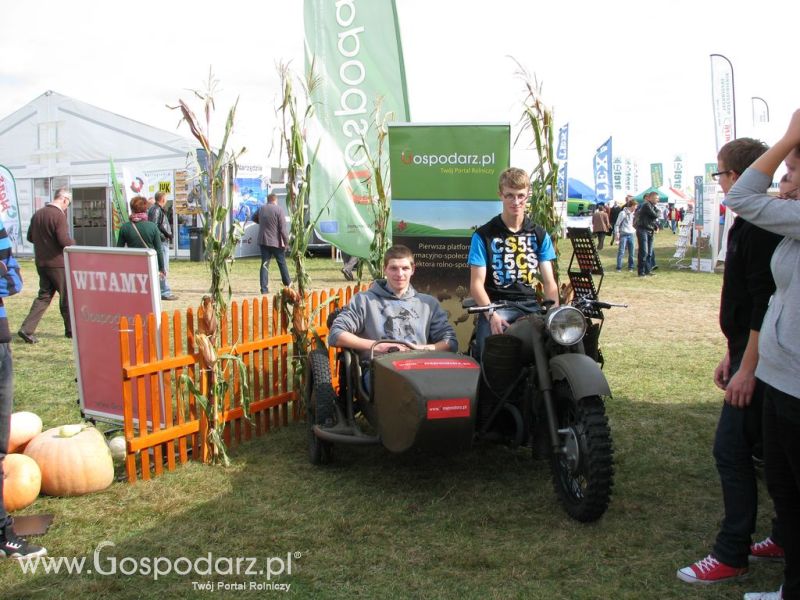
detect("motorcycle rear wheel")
(305, 350), (335, 465)
(549, 383), (613, 522)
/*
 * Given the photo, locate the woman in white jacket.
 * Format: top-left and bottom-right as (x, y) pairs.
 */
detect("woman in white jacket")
(726, 109), (800, 600)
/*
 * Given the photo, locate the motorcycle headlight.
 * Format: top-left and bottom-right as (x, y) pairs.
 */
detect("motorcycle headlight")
(545, 306), (587, 346)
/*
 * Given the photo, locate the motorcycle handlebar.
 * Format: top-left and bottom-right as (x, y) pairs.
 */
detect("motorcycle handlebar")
(463, 298), (541, 313)
(572, 298), (628, 310)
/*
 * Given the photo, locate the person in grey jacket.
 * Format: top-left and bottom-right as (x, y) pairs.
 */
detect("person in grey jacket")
(252, 193), (291, 294)
(328, 245), (457, 360)
(726, 108), (800, 600)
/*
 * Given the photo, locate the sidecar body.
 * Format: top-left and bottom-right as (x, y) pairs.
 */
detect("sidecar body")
(307, 347), (481, 459)
(371, 352), (480, 453)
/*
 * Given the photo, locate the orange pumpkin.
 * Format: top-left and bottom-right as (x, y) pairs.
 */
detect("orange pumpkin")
(24, 424), (114, 497)
(8, 411), (43, 453)
(2, 454), (41, 511)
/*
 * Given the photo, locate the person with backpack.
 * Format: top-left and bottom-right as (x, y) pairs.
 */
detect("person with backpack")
(468, 167), (559, 359)
(146, 191), (177, 301)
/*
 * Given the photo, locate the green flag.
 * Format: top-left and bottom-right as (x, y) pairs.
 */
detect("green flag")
(109, 159), (129, 243)
(304, 0), (410, 257)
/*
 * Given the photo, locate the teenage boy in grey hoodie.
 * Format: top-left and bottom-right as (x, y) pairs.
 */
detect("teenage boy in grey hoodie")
(328, 245), (457, 359)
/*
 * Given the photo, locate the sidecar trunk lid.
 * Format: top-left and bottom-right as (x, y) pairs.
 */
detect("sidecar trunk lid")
(372, 352), (480, 453)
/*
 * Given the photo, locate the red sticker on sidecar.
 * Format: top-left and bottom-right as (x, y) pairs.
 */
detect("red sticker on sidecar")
(427, 398), (471, 419)
(393, 358), (479, 370)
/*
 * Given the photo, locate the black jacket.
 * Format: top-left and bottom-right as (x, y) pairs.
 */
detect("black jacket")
(635, 201), (660, 232)
(719, 216), (782, 365)
(147, 204), (173, 242)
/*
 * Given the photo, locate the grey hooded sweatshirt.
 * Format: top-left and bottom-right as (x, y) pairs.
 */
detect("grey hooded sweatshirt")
(328, 279), (458, 359)
(726, 167), (800, 398)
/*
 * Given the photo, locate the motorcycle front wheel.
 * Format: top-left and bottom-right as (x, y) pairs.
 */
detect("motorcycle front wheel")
(549, 382), (614, 522)
(305, 350), (335, 465)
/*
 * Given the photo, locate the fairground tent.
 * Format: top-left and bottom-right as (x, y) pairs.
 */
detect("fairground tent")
(567, 178), (597, 201)
(634, 186), (690, 206)
(0, 90), (196, 253)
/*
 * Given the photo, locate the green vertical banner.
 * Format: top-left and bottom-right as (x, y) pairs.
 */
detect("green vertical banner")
(109, 159), (129, 243)
(705, 162), (718, 184)
(304, 0), (410, 257)
(650, 163), (664, 188)
(389, 123), (510, 345)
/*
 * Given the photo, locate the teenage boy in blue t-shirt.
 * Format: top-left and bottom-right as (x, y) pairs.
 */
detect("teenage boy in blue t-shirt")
(467, 167), (558, 358)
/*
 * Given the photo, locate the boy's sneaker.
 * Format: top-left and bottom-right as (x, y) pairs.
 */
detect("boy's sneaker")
(749, 537), (784, 562)
(0, 518), (47, 560)
(677, 554), (748, 584)
(744, 587), (782, 599)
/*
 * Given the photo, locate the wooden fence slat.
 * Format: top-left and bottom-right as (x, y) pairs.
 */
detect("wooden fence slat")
(172, 311), (188, 466)
(119, 317), (138, 483)
(160, 312), (176, 472)
(134, 316), (151, 480)
(147, 314), (164, 475)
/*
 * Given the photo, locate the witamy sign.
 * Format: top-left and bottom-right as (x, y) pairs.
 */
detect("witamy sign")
(65, 247), (162, 423)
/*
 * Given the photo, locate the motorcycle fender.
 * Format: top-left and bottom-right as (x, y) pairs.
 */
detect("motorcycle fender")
(549, 353), (611, 399)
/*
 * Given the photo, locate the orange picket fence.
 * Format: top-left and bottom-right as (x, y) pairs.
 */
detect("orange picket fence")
(117, 285), (363, 483)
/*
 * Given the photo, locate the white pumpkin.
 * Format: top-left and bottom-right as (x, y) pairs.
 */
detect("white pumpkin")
(107, 436), (127, 463)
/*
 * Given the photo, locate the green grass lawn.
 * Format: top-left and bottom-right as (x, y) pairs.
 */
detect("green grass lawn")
(0, 233), (782, 599)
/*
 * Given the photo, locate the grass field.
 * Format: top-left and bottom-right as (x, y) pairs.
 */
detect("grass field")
(0, 232), (783, 599)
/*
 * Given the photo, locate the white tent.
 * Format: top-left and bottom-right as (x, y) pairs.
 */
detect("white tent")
(0, 90), (196, 253)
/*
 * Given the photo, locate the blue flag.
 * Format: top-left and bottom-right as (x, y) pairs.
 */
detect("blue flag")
(556, 123), (569, 201)
(593, 137), (613, 203)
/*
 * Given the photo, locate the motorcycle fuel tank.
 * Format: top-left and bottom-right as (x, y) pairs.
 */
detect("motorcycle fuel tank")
(372, 352), (480, 453)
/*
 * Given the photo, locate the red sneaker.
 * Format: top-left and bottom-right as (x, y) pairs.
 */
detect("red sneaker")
(749, 537), (785, 562)
(677, 554), (748, 584)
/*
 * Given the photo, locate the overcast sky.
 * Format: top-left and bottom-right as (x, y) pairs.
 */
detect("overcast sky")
(1, 0), (793, 188)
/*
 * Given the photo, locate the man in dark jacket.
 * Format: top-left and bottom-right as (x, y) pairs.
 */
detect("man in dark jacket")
(18, 188), (75, 343)
(634, 192), (660, 277)
(253, 193), (291, 294)
(147, 191), (177, 301)
(677, 137), (784, 585)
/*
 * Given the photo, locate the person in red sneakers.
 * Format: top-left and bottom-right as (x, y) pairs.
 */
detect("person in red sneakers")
(677, 138), (784, 585)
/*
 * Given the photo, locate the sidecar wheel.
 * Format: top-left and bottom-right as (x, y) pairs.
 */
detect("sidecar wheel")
(305, 350), (335, 465)
(307, 418), (333, 465)
(549, 384), (614, 522)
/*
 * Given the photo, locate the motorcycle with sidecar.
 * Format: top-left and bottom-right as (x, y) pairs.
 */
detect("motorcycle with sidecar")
(305, 228), (622, 522)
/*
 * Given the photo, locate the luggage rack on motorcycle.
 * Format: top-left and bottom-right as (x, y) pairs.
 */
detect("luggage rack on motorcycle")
(566, 227), (604, 319)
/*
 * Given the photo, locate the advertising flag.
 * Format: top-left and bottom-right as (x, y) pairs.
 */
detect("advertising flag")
(0, 165), (23, 247)
(710, 54), (736, 152)
(705, 163), (718, 184)
(752, 96), (769, 126)
(109, 160), (129, 243)
(672, 154), (684, 190)
(625, 158), (633, 193)
(304, 0), (410, 257)
(612, 157), (623, 192)
(593, 137), (612, 203)
(650, 163), (664, 188)
(556, 123), (569, 201)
